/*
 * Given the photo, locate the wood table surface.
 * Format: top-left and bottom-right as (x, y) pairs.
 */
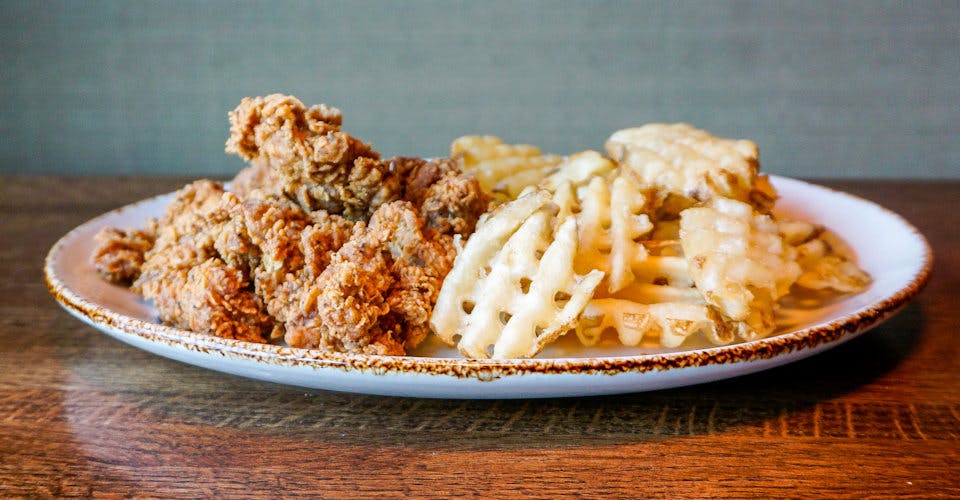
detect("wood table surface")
(2, 176), (958, 498)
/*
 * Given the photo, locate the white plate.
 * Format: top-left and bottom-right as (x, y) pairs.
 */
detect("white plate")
(45, 176), (932, 399)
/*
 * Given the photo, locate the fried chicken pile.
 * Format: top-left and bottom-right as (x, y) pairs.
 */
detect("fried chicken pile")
(93, 94), (489, 355)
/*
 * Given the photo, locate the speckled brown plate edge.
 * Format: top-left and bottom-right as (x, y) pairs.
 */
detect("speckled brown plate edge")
(44, 177), (934, 382)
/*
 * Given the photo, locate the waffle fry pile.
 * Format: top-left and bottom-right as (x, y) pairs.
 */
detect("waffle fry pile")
(451, 135), (564, 201)
(431, 124), (872, 359)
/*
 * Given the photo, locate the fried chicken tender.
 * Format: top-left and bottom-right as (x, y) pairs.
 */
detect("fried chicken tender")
(94, 95), (487, 353)
(238, 195), (356, 331)
(132, 180), (273, 343)
(225, 94), (490, 230)
(284, 200), (456, 355)
(229, 159), (281, 200)
(131, 182), (360, 343)
(225, 94), (393, 219)
(176, 258), (271, 342)
(92, 227), (155, 285)
(394, 156), (490, 236)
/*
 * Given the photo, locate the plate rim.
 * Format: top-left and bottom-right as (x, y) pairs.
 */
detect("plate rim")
(44, 176), (933, 380)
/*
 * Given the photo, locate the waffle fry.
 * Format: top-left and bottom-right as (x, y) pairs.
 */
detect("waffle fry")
(451, 135), (563, 199)
(580, 299), (734, 348)
(430, 191), (604, 359)
(430, 190), (552, 337)
(779, 219), (872, 292)
(540, 150), (616, 192)
(546, 168), (702, 299)
(541, 170), (726, 348)
(437, 125), (872, 357)
(680, 197), (801, 340)
(554, 175), (657, 294)
(573, 225), (729, 348)
(605, 123), (776, 213)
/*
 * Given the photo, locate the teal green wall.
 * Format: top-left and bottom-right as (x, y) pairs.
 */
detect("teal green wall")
(2, 1), (957, 177)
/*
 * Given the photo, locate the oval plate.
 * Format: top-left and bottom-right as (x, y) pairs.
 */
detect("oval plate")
(45, 176), (932, 398)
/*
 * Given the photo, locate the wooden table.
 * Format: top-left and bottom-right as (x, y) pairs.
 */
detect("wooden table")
(2, 176), (958, 497)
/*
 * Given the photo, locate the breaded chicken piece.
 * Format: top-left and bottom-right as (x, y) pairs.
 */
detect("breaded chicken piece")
(176, 258), (272, 342)
(284, 200), (456, 355)
(92, 227), (156, 285)
(225, 94), (490, 230)
(238, 195), (355, 331)
(225, 94), (395, 219)
(393, 156), (490, 236)
(95, 156), (477, 350)
(95, 95), (487, 352)
(128, 182), (357, 343)
(132, 180), (273, 343)
(229, 159), (281, 200)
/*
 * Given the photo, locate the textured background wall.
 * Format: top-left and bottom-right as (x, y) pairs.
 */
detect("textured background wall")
(1, 0), (957, 178)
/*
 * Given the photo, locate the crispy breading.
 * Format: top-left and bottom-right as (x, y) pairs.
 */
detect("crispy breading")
(229, 159), (281, 200)
(224, 94), (393, 219)
(92, 227), (155, 285)
(284, 201), (455, 355)
(177, 258), (273, 343)
(95, 95), (487, 353)
(239, 195), (356, 331)
(133, 180), (229, 294)
(131, 181), (274, 342)
(395, 156), (490, 236)
(225, 95), (490, 229)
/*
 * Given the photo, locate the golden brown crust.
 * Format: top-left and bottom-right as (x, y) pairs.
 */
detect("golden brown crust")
(239, 195), (356, 332)
(97, 94), (487, 353)
(92, 227), (156, 285)
(224, 94), (390, 219)
(396, 156), (490, 236)
(284, 201), (456, 355)
(131, 181), (274, 342)
(179, 259), (273, 343)
(224, 95), (490, 227)
(229, 159), (281, 199)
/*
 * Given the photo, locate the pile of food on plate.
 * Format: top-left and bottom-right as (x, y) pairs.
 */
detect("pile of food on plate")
(92, 94), (871, 359)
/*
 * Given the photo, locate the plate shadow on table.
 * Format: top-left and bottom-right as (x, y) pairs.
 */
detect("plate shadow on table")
(57, 302), (927, 453)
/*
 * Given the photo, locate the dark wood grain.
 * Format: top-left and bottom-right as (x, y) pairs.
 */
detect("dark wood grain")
(2, 176), (958, 497)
